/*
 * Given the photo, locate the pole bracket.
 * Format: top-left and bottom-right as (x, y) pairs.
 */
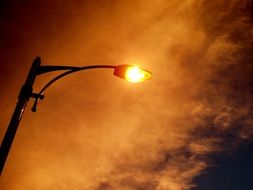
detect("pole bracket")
(30, 92), (44, 100)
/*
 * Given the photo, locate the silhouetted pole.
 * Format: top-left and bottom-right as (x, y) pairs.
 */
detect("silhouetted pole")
(0, 57), (41, 175)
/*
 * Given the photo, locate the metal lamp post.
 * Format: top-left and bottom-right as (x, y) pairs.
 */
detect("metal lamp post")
(0, 56), (152, 175)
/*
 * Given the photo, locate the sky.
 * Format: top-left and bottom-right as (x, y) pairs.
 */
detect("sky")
(0, 0), (253, 190)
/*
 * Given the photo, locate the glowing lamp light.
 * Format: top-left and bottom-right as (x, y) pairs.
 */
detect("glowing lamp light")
(114, 65), (152, 83)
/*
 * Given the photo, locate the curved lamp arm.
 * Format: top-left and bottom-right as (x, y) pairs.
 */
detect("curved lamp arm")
(31, 65), (115, 112)
(31, 62), (152, 112)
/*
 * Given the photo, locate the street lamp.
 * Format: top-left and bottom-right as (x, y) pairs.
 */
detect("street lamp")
(0, 56), (152, 175)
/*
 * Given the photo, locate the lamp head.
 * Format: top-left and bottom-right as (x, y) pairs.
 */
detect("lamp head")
(114, 65), (152, 83)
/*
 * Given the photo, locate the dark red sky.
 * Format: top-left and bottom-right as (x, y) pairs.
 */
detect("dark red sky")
(1, 1), (253, 189)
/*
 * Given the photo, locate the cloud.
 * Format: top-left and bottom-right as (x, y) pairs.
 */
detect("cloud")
(87, 1), (253, 189)
(0, 0), (253, 190)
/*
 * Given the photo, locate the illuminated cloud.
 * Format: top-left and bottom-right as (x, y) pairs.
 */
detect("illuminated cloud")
(0, 0), (252, 190)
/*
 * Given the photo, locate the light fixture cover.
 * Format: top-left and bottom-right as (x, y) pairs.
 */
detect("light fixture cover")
(114, 65), (152, 83)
